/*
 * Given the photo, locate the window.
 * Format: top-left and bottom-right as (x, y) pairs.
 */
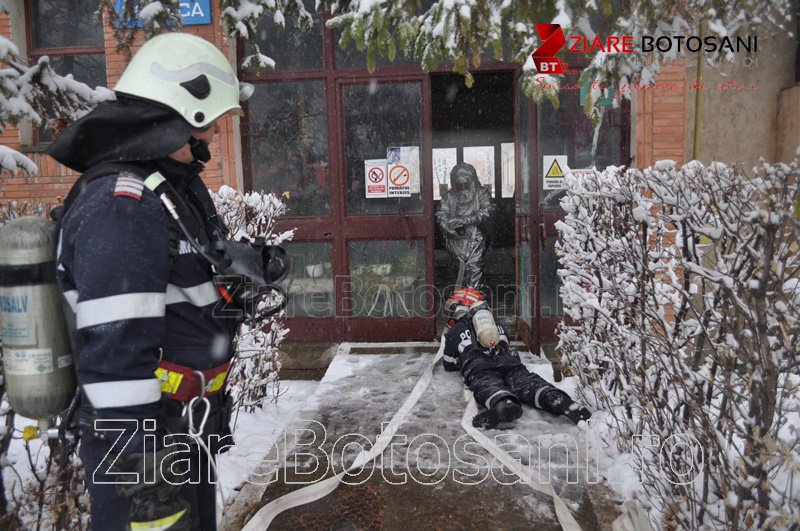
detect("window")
(343, 82), (422, 215)
(245, 5), (323, 71)
(246, 80), (330, 217)
(26, 0), (106, 143)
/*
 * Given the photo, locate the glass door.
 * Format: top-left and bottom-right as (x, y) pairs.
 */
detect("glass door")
(515, 74), (537, 351)
(517, 71), (631, 355)
(336, 78), (436, 341)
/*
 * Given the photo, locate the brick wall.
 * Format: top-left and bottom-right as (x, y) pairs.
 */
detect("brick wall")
(0, 2), (238, 210)
(635, 61), (689, 168)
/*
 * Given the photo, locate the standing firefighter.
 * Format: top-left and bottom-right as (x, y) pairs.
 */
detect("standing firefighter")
(47, 33), (280, 531)
(436, 163), (493, 289)
(443, 289), (592, 429)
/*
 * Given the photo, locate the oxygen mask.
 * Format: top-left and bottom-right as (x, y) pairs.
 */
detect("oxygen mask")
(208, 237), (289, 324)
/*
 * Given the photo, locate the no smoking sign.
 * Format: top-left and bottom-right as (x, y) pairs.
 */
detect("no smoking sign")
(389, 165), (410, 186)
(368, 167), (384, 183)
(364, 159), (388, 198)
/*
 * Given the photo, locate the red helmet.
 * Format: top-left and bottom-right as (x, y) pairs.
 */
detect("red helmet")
(448, 288), (483, 307)
(445, 288), (483, 324)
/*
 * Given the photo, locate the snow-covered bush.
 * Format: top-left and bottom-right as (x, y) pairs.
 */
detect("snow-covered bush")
(0, 200), (46, 225)
(211, 185), (294, 412)
(558, 160), (799, 529)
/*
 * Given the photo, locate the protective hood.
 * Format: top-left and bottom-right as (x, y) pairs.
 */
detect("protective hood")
(47, 95), (192, 173)
(449, 163), (480, 193)
(449, 163), (482, 204)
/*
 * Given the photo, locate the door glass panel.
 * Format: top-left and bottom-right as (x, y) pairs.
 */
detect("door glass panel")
(284, 242), (334, 317)
(518, 87), (530, 214)
(463, 146), (496, 197)
(247, 80), (330, 216)
(245, 1), (323, 70)
(539, 237), (563, 317)
(432, 148), (457, 201)
(349, 240), (425, 317)
(537, 71), (628, 208)
(518, 241), (532, 326)
(343, 82), (422, 215)
(501, 142), (515, 198)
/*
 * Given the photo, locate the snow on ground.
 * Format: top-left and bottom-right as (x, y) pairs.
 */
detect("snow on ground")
(218, 380), (319, 504)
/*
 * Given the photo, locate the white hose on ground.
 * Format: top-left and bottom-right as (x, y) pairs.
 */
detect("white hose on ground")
(240, 336), (445, 530)
(460, 390), (583, 531)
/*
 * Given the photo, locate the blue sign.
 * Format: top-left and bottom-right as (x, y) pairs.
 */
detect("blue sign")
(114, 0), (211, 27)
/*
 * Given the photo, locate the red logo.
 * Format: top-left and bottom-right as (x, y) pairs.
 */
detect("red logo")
(532, 24), (636, 74)
(532, 24), (567, 74)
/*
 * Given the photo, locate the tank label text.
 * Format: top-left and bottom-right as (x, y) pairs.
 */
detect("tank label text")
(0, 294), (28, 314)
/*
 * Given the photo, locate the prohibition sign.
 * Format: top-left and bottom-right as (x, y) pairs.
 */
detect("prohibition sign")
(389, 165), (410, 187)
(368, 167), (384, 183)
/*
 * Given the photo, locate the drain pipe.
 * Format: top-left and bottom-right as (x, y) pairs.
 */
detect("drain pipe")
(692, 20), (707, 161)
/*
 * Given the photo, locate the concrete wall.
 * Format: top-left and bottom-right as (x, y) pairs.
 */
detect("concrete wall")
(685, 21), (797, 167)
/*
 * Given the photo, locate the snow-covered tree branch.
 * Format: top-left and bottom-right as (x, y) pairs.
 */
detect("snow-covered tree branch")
(321, 0), (795, 118)
(0, 34), (113, 175)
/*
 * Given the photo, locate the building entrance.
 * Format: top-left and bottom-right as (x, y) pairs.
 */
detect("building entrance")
(431, 72), (517, 332)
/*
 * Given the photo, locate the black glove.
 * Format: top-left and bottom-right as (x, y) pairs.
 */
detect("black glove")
(114, 447), (192, 531)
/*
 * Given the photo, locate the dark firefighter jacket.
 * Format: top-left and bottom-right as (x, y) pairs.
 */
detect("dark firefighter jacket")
(443, 318), (512, 374)
(55, 157), (239, 450)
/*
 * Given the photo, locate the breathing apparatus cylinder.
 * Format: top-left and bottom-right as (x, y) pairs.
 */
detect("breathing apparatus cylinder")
(0, 217), (75, 419)
(470, 301), (500, 349)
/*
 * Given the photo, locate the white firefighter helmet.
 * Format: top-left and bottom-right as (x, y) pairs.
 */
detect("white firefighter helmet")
(114, 32), (244, 129)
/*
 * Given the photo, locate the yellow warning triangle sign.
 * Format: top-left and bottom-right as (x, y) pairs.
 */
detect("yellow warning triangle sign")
(546, 159), (564, 178)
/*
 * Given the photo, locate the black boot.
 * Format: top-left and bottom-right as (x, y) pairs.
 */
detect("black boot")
(542, 390), (591, 424)
(472, 397), (523, 429)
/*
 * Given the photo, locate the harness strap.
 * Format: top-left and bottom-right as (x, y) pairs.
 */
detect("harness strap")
(155, 360), (231, 402)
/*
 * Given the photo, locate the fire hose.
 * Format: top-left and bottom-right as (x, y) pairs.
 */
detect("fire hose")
(239, 336), (587, 531)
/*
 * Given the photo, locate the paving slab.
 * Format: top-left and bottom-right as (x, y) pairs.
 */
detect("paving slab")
(224, 343), (622, 530)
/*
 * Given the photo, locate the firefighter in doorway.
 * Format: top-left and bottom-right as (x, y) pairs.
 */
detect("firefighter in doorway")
(437, 162), (493, 289)
(443, 288), (592, 429)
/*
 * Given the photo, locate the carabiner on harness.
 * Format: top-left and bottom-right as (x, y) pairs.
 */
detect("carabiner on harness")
(186, 370), (211, 438)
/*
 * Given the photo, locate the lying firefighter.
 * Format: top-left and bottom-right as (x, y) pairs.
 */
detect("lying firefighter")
(443, 288), (592, 429)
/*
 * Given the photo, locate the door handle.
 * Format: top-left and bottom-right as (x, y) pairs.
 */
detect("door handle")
(539, 222), (547, 250)
(398, 207), (413, 248)
(517, 219), (529, 241)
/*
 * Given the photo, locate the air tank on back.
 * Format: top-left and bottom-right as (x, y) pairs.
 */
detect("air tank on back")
(470, 300), (500, 349)
(0, 216), (75, 419)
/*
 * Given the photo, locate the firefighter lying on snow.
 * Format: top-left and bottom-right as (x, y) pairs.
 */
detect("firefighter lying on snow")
(443, 289), (592, 429)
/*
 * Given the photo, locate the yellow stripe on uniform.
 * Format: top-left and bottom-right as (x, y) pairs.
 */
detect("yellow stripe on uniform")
(207, 371), (227, 393)
(130, 509), (187, 530)
(155, 367), (184, 395)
